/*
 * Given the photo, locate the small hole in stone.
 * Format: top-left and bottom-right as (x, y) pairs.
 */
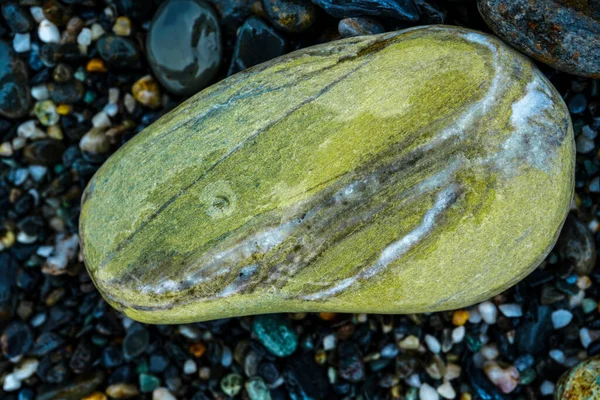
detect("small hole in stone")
(212, 195), (230, 210)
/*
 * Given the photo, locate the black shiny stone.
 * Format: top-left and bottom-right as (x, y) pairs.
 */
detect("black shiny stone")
(311, 0), (419, 20)
(96, 35), (141, 69)
(1, 2), (34, 33)
(146, 0), (222, 96)
(229, 17), (286, 76)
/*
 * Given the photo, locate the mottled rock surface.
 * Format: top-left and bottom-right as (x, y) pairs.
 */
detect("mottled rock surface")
(478, 0), (600, 78)
(555, 356), (600, 399)
(80, 26), (574, 324)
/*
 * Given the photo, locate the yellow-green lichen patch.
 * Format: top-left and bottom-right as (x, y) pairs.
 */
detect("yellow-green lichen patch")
(80, 25), (574, 324)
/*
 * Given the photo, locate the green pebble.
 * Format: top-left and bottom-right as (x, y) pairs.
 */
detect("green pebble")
(221, 373), (244, 397)
(466, 335), (482, 353)
(139, 373), (160, 393)
(245, 377), (272, 400)
(33, 100), (59, 126)
(84, 90), (96, 104)
(80, 26), (574, 324)
(582, 298), (598, 314)
(253, 314), (298, 357)
(519, 368), (536, 385)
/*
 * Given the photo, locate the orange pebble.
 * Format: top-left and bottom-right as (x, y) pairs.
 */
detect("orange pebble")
(87, 58), (107, 73)
(319, 312), (337, 321)
(190, 342), (206, 358)
(452, 310), (470, 326)
(460, 393), (473, 400)
(82, 392), (108, 400)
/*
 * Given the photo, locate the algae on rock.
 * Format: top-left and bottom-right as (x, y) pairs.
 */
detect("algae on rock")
(80, 26), (574, 323)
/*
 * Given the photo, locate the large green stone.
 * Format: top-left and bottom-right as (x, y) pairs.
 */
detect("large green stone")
(80, 26), (574, 324)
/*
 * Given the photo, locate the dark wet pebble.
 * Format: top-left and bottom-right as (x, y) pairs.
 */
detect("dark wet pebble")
(0, 253), (18, 305)
(37, 371), (105, 400)
(285, 352), (330, 399)
(338, 17), (384, 37)
(338, 342), (365, 382)
(1, 321), (33, 358)
(146, 0), (222, 96)
(31, 332), (65, 356)
(1, 2), (34, 33)
(228, 17), (286, 75)
(556, 214), (597, 276)
(262, 0), (318, 33)
(123, 324), (150, 360)
(69, 340), (96, 373)
(149, 353), (170, 373)
(466, 359), (510, 400)
(478, 0), (600, 77)
(24, 140), (66, 166)
(0, 40), (31, 119)
(312, 0), (419, 20)
(517, 304), (553, 355)
(413, 0), (446, 23)
(102, 346), (124, 368)
(96, 35), (141, 69)
(49, 81), (85, 103)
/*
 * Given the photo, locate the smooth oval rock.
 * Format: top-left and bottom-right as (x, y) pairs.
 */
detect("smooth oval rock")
(478, 0), (600, 78)
(146, 0), (222, 96)
(80, 26), (574, 324)
(555, 356), (600, 399)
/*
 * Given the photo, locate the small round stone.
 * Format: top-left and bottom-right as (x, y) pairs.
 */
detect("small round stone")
(38, 20), (60, 44)
(132, 75), (161, 109)
(338, 17), (384, 37)
(252, 314), (298, 357)
(96, 35), (140, 69)
(245, 377), (272, 400)
(551, 309), (573, 329)
(261, 0), (317, 33)
(556, 356), (600, 399)
(146, 0), (222, 96)
(221, 373), (243, 397)
(1, 2), (34, 33)
(106, 383), (140, 399)
(113, 16), (132, 36)
(33, 100), (59, 126)
(0, 40), (31, 119)
(152, 387), (176, 400)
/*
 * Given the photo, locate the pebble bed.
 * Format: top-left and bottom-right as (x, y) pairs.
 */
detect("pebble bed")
(0, 1), (598, 400)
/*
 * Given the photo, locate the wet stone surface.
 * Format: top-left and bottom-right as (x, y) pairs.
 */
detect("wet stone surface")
(478, 0), (600, 78)
(146, 0), (222, 96)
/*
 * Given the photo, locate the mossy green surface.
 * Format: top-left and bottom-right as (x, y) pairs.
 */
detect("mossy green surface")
(80, 26), (574, 324)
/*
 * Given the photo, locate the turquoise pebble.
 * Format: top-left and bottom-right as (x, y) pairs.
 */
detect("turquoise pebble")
(253, 314), (298, 357)
(139, 373), (160, 393)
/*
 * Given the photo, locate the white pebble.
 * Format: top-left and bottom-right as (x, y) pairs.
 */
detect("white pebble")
(399, 335), (420, 350)
(580, 328), (593, 348)
(540, 380), (555, 396)
(124, 93), (136, 113)
(91, 23), (106, 40)
(37, 245), (54, 257)
(552, 309), (573, 329)
(109, 88), (120, 104)
(178, 325), (201, 339)
(327, 367), (337, 384)
(444, 363), (461, 381)
(569, 290), (585, 308)
(17, 232), (37, 244)
(31, 84), (50, 101)
(478, 301), (498, 324)
(323, 334), (336, 351)
(29, 165), (47, 181)
(30, 7), (45, 23)
(451, 326), (465, 343)
(77, 27), (92, 46)
(104, 103), (119, 117)
(18, 120), (45, 139)
(549, 349), (566, 365)
(406, 374), (421, 388)
(437, 381), (456, 399)
(425, 334), (441, 354)
(419, 383), (439, 400)
(13, 33), (31, 53)
(92, 111), (111, 128)
(13, 358), (39, 380)
(38, 20), (60, 44)
(498, 304), (522, 318)
(183, 359), (197, 375)
(480, 344), (499, 360)
(468, 307), (482, 324)
(153, 387), (176, 400)
(2, 373), (21, 392)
